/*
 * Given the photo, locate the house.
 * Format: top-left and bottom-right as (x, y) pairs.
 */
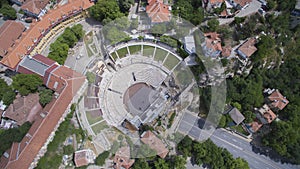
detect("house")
(228, 0), (252, 10)
(202, 32), (223, 58)
(248, 119), (263, 133)
(113, 146), (135, 169)
(204, 0), (225, 9)
(74, 149), (96, 167)
(21, 0), (50, 18)
(228, 107), (245, 125)
(141, 131), (169, 158)
(0, 0), (93, 70)
(256, 104), (277, 124)
(16, 54), (58, 83)
(267, 89), (289, 110)
(184, 35), (196, 54)
(236, 38), (257, 59)
(222, 46), (232, 57)
(0, 21), (26, 58)
(146, 0), (171, 23)
(2, 93), (42, 126)
(0, 57), (86, 168)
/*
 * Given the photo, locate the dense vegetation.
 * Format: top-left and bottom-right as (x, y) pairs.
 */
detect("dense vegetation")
(95, 151), (110, 166)
(0, 79), (15, 105)
(223, 0), (300, 163)
(48, 24), (84, 65)
(172, 0), (204, 25)
(0, 122), (31, 155)
(177, 136), (249, 169)
(12, 74), (43, 96)
(0, 0), (16, 20)
(36, 104), (86, 169)
(38, 88), (53, 107)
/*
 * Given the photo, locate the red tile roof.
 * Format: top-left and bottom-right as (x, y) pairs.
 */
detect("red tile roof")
(113, 146), (135, 169)
(0, 0), (93, 69)
(146, 0), (170, 23)
(268, 89), (289, 110)
(238, 38), (257, 58)
(250, 120), (263, 132)
(234, 0), (252, 7)
(0, 64), (85, 169)
(74, 149), (95, 167)
(3, 93), (42, 126)
(204, 32), (223, 53)
(21, 0), (50, 15)
(209, 0), (224, 4)
(0, 21), (25, 57)
(141, 131), (169, 158)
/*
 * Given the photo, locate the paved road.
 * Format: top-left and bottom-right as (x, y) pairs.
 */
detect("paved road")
(177, 112), (300, 169)
(219, 0), (262, 25)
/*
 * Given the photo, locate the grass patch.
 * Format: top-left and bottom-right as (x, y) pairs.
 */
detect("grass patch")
(86, 111), (103, 125)
(154, 48), (168, 62)
(110, 52), (118, 61)
(231, 125), (249, 135)
(116, 47), (128, 58)
(91, 44), (98, 53)
(85, 45), (94, 57)
(92, 122), (109, 134)
(128, 45), (141, 55)
(143, 45), (155, 57)
(163, 54), (181, 70)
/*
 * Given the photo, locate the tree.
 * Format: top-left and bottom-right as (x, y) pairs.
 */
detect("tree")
(243, 111), (255, 123)
(105, 26), (130, 44)
(12, 74), (43, 96)
(159, 36), (178, 47)
(0, 4), (17, 20)
(233, 157), (250, 169)
(2, 90), (16, 106)
(0, 122), (31, 155)
(218, 115), (227, 128)
(63, 145), (74, 155)
(89, 0), (124, 24)
(86, 72), (96, 84)
(130, 18), (139, 29)
(232, 102), (242, 111)
(95, 151), (110, 166)
(172, 156), (186, 169)
(39, 89), (53, 107)
(118, 0), (134, 14)
(151, 24), (167, 36)
(71, 24), (85, 40)
(154, 158), (169, 169)
(60, 28), (78, 47)
(114, 17), (130, 30)
(48, 42), (69, 64)
(207, 19), (219, 32)
(132, 159), (151, 169)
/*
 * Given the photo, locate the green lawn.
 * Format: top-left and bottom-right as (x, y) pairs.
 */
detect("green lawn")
(154, 48), (168, 62)
(84, 31), (94, 57)
(86, 111), (103, 125)
(110, 52), (118, 61)
(163, 54), (181, 70)
(116, 47), (128, 58)
(92, 122), (109, 134)
(143, 45), (155, 57)
(91, 44), (98, 53)
(128, 45), (141, 55)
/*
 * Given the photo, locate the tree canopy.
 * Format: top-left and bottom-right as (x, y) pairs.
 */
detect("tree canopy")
(12, 74), (43, 96)
(39, 88), (53, 107)
(0, 79), (15, 105)
(48, 24), (84, 64)
(89, 0), (124, 24)
(95, 151), (110, 166)
(0, 4), (16, 20)
(172, 0), (204, 25)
